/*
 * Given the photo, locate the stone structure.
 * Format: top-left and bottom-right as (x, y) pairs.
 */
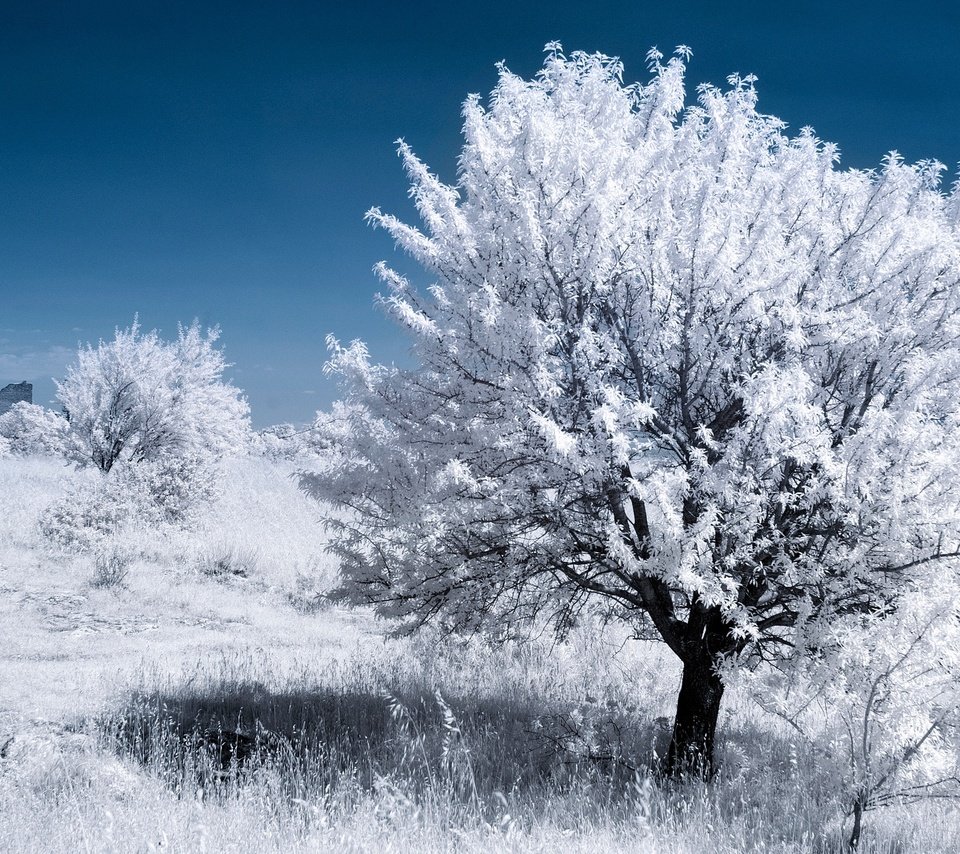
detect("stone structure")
(0, 382), (32, 416)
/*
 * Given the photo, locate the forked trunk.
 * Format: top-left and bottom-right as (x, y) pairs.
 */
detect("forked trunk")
(665, 651), (725, 778)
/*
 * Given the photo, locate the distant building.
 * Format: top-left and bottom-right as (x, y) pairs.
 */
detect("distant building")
(0, 382), (32, 416)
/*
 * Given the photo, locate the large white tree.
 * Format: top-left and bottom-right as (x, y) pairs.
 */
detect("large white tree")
(303, 46), (960, 775)
(57, 320), (249, 474)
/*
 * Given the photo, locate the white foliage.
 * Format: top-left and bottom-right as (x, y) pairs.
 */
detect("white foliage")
(304, 41), (960, 683)
(56, 320), (250, 475)
(43, 320), (250, 534)
(0, 402), (69, 457)
(253, 423), (328, 461)
(748, 582), (960, 821)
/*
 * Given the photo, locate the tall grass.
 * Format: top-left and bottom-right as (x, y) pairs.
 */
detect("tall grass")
(4, 632), (956, 853)
(3, 454), (960, 852)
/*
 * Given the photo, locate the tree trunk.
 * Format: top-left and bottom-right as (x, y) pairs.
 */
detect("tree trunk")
(848, 789), (866, 850)
(665, 650), (725, 778)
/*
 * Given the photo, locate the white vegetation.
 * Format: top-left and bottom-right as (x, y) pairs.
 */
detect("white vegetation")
(56, 319), (250, 474)
(36, 320), (253, 526)
(0, 401), (68, 457)
(1, 452), (959, 854)
(5, 41), (960, 854)
(253, 422), (327, 461)
(304, 44), (960, 781)
(750, 577), (960, 846)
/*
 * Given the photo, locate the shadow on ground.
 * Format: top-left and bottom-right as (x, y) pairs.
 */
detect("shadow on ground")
(97, 681), (670, 799)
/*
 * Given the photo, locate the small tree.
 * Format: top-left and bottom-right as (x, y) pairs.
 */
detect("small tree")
(57, 320), (250, 474)
(303, 46), (960, 777)
(753, 583), (960, 849)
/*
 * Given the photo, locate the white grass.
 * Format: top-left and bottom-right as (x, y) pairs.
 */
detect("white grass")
(1, 453), (959, 852)
(0, 455), (351, 722)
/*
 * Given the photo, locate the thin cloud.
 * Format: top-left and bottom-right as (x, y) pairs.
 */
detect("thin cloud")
(0, 345), (74, 382)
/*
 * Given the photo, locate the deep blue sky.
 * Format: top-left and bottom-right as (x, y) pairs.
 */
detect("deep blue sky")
(2, 1), (959, 426)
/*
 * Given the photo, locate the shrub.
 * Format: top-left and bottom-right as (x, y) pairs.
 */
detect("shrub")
(38, 478), (139, 551)
(196, 544), (259, 580)
(287, 565), (331, 613)
(0, 402), (68, 457)
(114, 453), (219, 524)
(38, 455), (217, 552)
(91, 545), (133, 588)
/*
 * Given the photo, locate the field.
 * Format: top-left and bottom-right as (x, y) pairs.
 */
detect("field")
(1, 454), (959, 853)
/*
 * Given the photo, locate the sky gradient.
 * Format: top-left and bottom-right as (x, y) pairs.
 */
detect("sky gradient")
(2, 0), (959, 426)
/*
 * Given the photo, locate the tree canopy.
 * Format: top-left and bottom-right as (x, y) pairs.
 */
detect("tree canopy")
(304, 46), (960, 774)
(57, 320), (249, 474)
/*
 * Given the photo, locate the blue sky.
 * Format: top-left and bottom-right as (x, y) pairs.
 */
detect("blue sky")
(2, 0), (959, 426)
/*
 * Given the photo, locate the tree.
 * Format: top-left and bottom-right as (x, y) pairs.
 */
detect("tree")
(57, 320), (250, 474)
(752, 581), (960, 849)
(302, 46), (960, 777)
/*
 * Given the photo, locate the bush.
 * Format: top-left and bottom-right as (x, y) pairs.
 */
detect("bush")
(115, 453), (219, 524)
(287, 565), (331, 613)
(38, 478), (139, 552)
(91, 545), (133, 588)
(253, 424), (318, 461)
(0, 402), (68, 457)
(196, 544), (259, 580)
(38, 455), (218, 552)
